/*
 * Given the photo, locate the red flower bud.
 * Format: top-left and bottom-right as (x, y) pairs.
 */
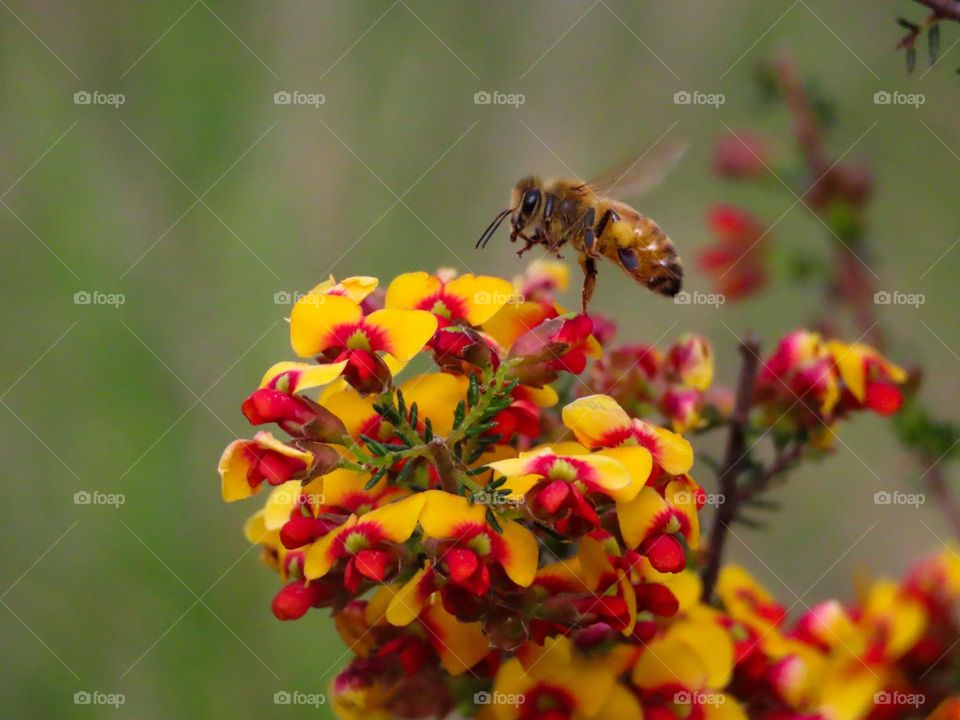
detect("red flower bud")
(271, 579), (324, 620)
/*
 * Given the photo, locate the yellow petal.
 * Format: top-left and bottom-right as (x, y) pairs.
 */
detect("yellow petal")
(672, 615), (735, 688)
(258, 360), (348, 392)
(498, 519), (538, 587)
(290, 293), (363, 358)
(363, 584), (394, 627)
(666, 478), (700, 549)
(419, 490), (486, 538)
(578, 535), (616, 590)
(617, 487), (671, 549)
(647, 424), (694, 475)
(421, 603), (489, 675)
(364, 308), (438, 362)
(243, 509), (268, 544)
(704, 696), (748, 720)
(264, 480), (302, 529)
(631, 633), (706, 690)
(490, 657), (534, 720)
(596, 446), (653, 501)
(320, 467), (379, 508)
(358, 493), (427, 543)
(386, 564), (433, 626)
(219, 439), (260, 502)
(524, 384), (559, 408)
(320, 386), (378, 438)
(304, 515), (357, 579)
(444, 273), (517, 325)
(480, 301), (552, 351)
(595, 682), (643, 720)
(307, 275), (379, 304)
(400, 373), (469, 436)
(384, 272), (443, 311)
(562, 394), (632, 448)
(829, 340), (867, 402)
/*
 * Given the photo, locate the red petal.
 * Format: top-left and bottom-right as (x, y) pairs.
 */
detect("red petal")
(354, 549), (393, 582)
(634, 582), (679, 616)
(640, 533), (686, 573)
(444, 547), (480, 583)
(281, 516), (337, 549)
(535, 480), (571, 514)
(865, 382), (902, 416)
(271, 580), (320, 620)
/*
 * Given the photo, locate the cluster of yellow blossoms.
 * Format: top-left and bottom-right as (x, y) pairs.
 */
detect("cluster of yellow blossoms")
(217, 262), (955, 720)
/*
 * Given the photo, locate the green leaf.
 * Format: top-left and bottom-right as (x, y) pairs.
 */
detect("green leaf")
(359, 435), (387, 456)
(929, 23), (941, 66)
(486, 508), (504, 534)
(453, 400), (466, 430)
(395, 457), (418, 485)
(364, 467), (387, 489)
(468, 373), (479, 407)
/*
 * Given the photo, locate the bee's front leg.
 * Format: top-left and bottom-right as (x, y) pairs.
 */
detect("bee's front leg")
(515, 231), (538, 257)
(579, 253), (598, 313)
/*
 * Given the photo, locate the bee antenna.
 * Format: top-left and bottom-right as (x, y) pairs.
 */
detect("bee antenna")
(476, 208), (512, 250)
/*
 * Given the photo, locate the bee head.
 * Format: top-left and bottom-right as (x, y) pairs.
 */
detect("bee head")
(476, 176), (541, 250)
(510, 176), (542, 237)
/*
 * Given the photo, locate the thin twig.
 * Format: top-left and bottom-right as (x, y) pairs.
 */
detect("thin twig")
(701, 334), (761, 603)
(912, 0), (960, 22)
(925, 463), (960, 540)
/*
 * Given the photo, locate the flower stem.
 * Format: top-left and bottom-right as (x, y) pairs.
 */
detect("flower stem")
(701, 333), (761, 603)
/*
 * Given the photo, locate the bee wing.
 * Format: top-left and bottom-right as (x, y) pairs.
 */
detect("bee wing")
(576, 138), (687, 200)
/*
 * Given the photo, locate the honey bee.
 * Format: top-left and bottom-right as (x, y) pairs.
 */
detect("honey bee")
(476, 141), (685, 312)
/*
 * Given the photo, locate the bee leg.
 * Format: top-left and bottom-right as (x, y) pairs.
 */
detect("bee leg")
(582, 207), (596, 257)
(516, 232), (538, 257)
(594, 209), (620, 256)
(542, 193), (556, 239)
(580, 255), (598, 313)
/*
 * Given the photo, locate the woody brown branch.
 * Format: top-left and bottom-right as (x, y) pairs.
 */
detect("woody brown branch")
(912, 0), (960, 21)
(701, 334), (761, 603)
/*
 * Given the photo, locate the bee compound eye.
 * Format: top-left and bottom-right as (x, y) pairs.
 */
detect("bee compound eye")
(522, 189), (540, 210)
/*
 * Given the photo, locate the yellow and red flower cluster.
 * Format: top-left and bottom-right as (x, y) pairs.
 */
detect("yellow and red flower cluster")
(714, 547), (960, 720)
(755, 330), (908, 445)
(216, 264), (931, 720)
(585, 330), (717, 434)
(217, 265), (721, 718)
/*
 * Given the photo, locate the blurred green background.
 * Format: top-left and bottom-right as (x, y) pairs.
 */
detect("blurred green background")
(2, 1), (958, 717)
